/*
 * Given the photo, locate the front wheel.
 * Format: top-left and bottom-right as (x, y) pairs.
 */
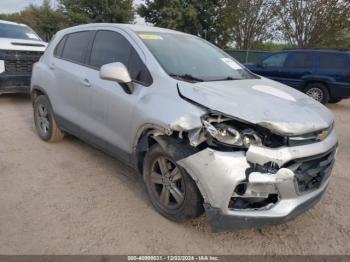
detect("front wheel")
(143, 143), (204, 221)
(304, 83), (330, 104)
(33, 95), (64, 142)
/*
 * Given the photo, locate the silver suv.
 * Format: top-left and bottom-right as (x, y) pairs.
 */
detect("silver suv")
(31, 24), (338, 231)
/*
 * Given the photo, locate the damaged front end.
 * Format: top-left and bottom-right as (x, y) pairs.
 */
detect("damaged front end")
(167, 112), (337, 231)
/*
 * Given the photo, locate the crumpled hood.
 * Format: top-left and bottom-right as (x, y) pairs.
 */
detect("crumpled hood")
(178, 78), (334, 136)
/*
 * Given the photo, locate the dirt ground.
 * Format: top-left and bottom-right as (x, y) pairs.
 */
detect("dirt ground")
(0, 93), (349, 255)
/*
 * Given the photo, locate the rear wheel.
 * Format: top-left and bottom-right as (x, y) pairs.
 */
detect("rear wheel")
(143, 143), (203, 221)
(33, 95), (64, 142)
(304, 83), (330, 104)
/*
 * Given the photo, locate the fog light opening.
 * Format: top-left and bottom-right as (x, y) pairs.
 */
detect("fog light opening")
(228, 194), (279, 210)
(234, 183), (247, 196)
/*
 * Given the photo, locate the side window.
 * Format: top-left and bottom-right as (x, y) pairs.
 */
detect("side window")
(128, 49), (152, 85)
(318, 53), (348, 69)
(61, 31), (91, 64)
(89, 30), (152, 86)
(54, 36), (66, 57)
(262, 53), (287, 68)
(90, 30), (131, 68)
(285, 52), (313, 68)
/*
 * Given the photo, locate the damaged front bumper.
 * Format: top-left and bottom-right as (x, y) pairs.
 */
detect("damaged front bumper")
(177, 129), (337, 231)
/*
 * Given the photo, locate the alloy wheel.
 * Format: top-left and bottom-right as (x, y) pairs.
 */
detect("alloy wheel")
(306, 87), (324, 102)
(150, 156), (185, 209)
(35, 104), (50, 135)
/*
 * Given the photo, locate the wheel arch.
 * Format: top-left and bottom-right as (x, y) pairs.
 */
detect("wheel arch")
(132, 124), (207, 203)
(31, 85), (48, 104)
(132, 124), (173, 174)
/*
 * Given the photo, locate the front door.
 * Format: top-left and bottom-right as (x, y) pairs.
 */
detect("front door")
(80, 29), (153, 162)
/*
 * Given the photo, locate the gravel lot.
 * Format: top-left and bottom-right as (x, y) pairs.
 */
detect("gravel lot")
(0, 93), (349, 255)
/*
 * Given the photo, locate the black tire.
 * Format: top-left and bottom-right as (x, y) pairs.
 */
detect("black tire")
(304, 83), (330, 104)
(33, 95), (64, 142)
(143, 142), (204, 221)
(329, 98), (342, 104)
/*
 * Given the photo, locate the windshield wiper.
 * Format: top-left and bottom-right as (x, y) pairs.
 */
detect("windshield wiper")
(209, 76), (242, 81)
(169, 74), (204, 82)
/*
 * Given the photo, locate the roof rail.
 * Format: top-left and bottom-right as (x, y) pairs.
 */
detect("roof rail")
(283, 48), (349, 52)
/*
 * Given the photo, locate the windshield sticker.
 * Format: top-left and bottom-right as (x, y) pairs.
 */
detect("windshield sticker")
(139, 34), (163, 40)
(26, 33), (39, 40)
(221, 58), (242, 70)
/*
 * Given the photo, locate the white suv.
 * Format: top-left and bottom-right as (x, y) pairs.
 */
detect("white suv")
(0, 20), (46, 94)
(31, 24), (337, 231)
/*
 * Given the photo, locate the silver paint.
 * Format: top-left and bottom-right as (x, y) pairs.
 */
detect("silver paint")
(32, 23), (338, 229)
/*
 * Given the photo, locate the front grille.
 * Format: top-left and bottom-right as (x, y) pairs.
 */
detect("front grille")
(0, 50), (43, 74)
(288, 124), (334, 147)
(291, 147), (336, 193)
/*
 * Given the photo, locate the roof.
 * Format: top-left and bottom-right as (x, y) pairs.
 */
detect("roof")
(0, 19), (26, 27)
(60, 23), (185, 35)
(284, 48), (349, 53)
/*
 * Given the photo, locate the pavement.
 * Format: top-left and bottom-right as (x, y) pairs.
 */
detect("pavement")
(0, 93), (349, 254)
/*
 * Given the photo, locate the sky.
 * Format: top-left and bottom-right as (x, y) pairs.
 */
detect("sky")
(0, 0), (145, 14)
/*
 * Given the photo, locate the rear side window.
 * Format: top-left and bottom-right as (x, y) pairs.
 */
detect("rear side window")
(285, 52), (313, 68)
(89, 30), (152, 86)
(318, 53), (349, 69)
(61, 31), (91, 64)
(262, 53), (287, 67)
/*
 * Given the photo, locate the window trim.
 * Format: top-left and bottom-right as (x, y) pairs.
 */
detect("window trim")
(86, 29), (153, 87)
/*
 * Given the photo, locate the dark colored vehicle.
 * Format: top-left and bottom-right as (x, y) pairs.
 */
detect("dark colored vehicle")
(0, 20), (47, 94)
(245, 49), (350, 104)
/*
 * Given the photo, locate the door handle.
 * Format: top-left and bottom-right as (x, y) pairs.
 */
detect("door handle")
(81, 78), (91, 87)
(48, 63), (55, 70)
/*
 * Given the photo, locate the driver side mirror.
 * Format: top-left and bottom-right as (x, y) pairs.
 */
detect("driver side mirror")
(100, 62), (134, 94)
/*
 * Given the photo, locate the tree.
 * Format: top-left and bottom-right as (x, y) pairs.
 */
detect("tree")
(0, 0), (67, 41)
(59, 0), (134, 25)
(137, 0), (232, 48)
(223, 0), (278, 49)
(274, 0), (350, 48)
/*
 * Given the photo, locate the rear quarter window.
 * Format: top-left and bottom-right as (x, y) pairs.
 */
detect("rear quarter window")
(318, 53), (349, 69)
(54, 36), (66, 57)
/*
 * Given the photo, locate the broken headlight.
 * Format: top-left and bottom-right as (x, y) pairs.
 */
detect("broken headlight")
(202, 118), (262, 149)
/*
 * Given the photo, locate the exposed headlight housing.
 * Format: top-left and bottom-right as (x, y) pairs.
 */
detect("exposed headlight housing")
(202, 117), (262, 149)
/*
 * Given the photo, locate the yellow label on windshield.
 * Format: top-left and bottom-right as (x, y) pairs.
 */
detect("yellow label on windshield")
(139, 34), (163, 40)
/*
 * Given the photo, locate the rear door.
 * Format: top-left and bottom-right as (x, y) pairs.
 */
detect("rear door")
(316, 52), (350, 83)
(280, 52), (315, 90)
(50, 30), (94, 126)
(316, 52), (350, 98)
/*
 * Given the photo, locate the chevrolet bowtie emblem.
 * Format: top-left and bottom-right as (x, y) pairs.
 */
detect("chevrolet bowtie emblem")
(318, 130), (329, 141)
